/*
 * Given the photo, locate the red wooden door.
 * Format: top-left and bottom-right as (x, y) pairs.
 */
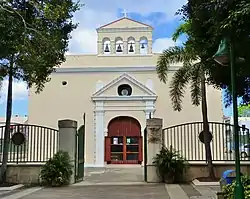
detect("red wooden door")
(105, 116), (142, 164)
(104, 137), (111, 162)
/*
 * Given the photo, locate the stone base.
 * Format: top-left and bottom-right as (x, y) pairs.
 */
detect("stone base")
(183, 162), (250, 182)
(146, 165), (161, 183)
(7, 165), (42, 184)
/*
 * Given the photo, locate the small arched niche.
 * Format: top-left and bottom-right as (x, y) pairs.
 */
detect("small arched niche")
(127, 37), (135, 54)
(103, 38), (111, 54)
(115, 37), (124, 54)
(140, 37), (148, 55)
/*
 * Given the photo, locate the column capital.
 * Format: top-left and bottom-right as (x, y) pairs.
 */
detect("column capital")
(146, 118), (163, 127)
(58, 119), (77, 128)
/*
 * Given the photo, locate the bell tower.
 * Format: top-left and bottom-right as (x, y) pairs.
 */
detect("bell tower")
(96, 17), (153, 55)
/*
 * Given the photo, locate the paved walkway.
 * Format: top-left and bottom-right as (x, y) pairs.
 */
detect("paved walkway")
(0, 167), (221, 199)
(83, 166), (143, 183)
(0, 184), (220, 199)
(16, 185), (169, 199)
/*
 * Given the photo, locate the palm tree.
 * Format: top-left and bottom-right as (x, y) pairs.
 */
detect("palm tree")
(157, 22), (215, 179)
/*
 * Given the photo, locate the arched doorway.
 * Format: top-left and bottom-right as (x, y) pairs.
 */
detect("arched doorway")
(105, 116), (142, 164)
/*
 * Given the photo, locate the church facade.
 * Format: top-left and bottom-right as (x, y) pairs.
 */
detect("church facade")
(28, 17), (223, 167)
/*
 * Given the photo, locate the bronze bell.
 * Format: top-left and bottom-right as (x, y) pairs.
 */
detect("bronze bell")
(117, 44), (122, 52)
(141, 43), (145, 49)
(104, 44), (110, 52)
(129, 44), (134, 52)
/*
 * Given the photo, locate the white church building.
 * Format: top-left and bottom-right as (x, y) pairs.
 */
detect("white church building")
(28, 16), (223, 167)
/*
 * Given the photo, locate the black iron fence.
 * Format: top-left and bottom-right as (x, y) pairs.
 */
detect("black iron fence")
(0, 124), (58, 164)
(162, 122), (250, 161)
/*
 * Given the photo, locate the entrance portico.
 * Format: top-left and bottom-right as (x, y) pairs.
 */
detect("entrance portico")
(92, 73), (157, 167)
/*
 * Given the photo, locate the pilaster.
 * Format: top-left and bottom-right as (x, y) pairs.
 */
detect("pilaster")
(95, 101), (105, 167)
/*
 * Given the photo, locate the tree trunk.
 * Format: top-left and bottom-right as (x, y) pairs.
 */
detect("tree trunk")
(201, 73), (215, 180)
(0, 56), (14, 183)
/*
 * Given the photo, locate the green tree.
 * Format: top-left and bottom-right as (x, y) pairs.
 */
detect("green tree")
(177, 0), (250, 107)
(156, 21), (215, 179)
(238, 104), (250, 117)
(0, 0), (80, 182)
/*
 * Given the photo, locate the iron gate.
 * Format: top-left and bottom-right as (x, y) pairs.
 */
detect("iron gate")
(75, 115), (85, 182)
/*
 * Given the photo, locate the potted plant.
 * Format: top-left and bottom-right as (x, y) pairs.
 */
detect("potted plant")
(153, 146), (188, 183)
(40, 151), (73, 187)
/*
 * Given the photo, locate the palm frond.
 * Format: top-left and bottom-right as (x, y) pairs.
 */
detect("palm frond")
(172, 21), (191, 42)
(157, 46), (190, 83)
(169, 62), (192, 111)
(189, 62), (202, 106)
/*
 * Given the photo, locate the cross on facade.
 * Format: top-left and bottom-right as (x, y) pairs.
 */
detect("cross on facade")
(121, 9), (128, 18)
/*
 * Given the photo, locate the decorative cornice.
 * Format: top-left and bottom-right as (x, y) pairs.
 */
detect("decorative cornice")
(96, 17), (153, 30)
(92, 73), (156, 97)
(97, 27), (152, 33)
(96, 54), (153, 57)
(92, 95), (157, 101)
(53, 66), (180, 74)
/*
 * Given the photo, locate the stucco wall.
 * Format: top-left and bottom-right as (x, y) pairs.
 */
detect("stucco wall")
(7, 165), (42, 184)
(184, 163), (250, 182)
(28, 69), (223, 166)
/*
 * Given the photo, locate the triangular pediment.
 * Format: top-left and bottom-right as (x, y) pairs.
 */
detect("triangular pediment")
(97, 17), (153, 30)
(92, 73), (156, 98)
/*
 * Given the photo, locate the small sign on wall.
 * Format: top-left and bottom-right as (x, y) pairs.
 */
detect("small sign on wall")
(113, 137), (118, 144)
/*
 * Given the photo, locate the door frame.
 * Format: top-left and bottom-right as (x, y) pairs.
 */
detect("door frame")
(105, 116), (142, 164)
(107, 135), (142, 164)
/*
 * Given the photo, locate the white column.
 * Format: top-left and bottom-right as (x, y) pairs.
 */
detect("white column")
(58, 119), (77, 184)
(95, 101), (105, 167)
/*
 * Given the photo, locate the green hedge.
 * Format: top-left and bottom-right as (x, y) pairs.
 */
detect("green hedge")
(222, 175), (250, 199)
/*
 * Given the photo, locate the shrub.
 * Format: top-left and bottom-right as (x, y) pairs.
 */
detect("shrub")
(222, 175), (250, 199)
(153, 146), (188, 183)
(40, 151), (73, 187)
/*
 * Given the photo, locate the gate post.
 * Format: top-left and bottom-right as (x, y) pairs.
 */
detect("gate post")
(58, 119), (77, 184)
(146, 118), (163, 182)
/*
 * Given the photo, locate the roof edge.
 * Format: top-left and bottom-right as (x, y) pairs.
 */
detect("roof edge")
(96, 17), (153, 30)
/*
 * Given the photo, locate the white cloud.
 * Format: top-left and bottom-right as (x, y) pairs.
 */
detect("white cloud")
(153, 38), (181, 53)
(67, 8), (117, 54)
(0, 80), (28, 104)
(68, 29), (97, 54)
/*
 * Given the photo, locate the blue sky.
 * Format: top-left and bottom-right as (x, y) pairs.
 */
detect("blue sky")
(0, 0), (231, 117)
